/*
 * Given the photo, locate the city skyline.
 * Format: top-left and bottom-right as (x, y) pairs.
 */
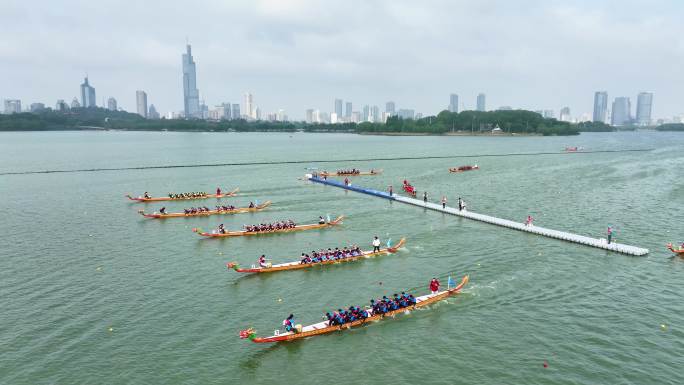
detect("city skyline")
(1, 1), (683, 120)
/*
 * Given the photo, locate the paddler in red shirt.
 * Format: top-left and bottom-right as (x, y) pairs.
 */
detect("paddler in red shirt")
(429, 278), (440, 294)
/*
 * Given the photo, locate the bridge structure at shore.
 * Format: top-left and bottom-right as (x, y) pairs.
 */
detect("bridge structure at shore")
(306, 174), (649, 256)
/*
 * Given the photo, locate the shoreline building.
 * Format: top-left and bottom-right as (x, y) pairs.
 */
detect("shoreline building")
(476, 93), (486, 111)
(635, 92), (653, 126)
(148, 104), (160, 119)
(231, 104), (240, 120)
(385, 101), (396, 116)
(136, 90), (148, 118)
(3, 99), (21, 114)
(593, 91), (608, 123)
(80, 77), (96, 108)
(345, 102), (352, 118)
(611, 97), (631, 126)
(559, 107), (571, 122)
(334, 99), (343, 118)
(182, 44), (201, 118)
(107, 97), (117, 111)
(448, 94), (459, 113)
(243, 93), (255, 119)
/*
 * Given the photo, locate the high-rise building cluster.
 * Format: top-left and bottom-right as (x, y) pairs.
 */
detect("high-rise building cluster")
(593, 91), (654, 126)
(304, 98), (418, 124)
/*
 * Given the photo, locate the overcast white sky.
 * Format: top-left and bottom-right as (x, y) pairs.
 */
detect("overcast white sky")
(1, 0), (682, 119)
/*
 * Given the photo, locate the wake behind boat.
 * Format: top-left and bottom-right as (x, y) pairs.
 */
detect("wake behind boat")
(193, 215), (344, 238)
(139, 201), (271, 219)
(239, 275), (469, 343)
(126, 187), (239, 202)
(226, 238), (406, 273)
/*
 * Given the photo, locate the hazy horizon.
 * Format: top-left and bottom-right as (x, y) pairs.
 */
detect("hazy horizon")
(1, 0), (682, 119)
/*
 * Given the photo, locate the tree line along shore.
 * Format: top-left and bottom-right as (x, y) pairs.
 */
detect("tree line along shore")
(1, 107), (677, 135)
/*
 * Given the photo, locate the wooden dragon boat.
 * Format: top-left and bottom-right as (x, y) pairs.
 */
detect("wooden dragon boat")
(126, 188), (239, 202)
(449, 165), (479, 173)
(240, 275), (469, 343)
(319, 169), (383, 177)
(667, 243), (684, 256)
(138, 201), (271, 219)
(226, 238), (406, 273)
(193, 216), (344, 238)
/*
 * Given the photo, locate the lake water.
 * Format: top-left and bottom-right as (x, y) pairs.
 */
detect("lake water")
(1, 130), (683, 384)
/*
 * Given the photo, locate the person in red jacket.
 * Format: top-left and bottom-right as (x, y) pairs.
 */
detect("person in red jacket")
(216, 187), (221, 196)
(429, 278), (440, 294)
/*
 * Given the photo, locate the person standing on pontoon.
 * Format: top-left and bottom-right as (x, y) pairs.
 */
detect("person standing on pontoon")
(423, 192), (428, 204)
(441, 196), (447, 209)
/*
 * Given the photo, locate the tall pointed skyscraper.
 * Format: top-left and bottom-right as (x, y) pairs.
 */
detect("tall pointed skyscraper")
(182, 44), (200, 118)
(80, 76), (96, 108)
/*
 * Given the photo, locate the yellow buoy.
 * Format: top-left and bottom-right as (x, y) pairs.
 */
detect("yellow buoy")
(661, 324), (667, 331)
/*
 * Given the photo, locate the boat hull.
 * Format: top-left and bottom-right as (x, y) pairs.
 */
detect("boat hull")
(126, 188), (239, 202)
(250, 275), (469, 343)
(667, 244), (684, 255)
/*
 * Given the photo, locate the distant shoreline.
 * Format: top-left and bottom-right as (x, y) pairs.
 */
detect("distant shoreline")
(357, 131), (542, 137)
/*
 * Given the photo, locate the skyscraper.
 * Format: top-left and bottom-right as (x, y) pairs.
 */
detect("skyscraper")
(55, 99), (69, 112)
(148, 104), (160, 119)
(476, 93), (486, 111)
(182, 44), (200, 118)
(448, 94), (458, 113)
(231, 104), (240, 120)
(136, 90), (148, 118)
(107, 97), (117, 111)
(305, 109), (314, 123)
(80, 76), (96, 108)
(334, 99), (343, 118)
(243, 93), (255, 119)
(385, 101), (395, 115)
(371, 105), (380, 122)
(559, 107), (571, 122)
(593, 91), (608, 123)
(611, 97), (631, 126)
(345, 102), (352, 118)
(3, 99), (21, 114)
(636, 92), (653, 126)
(71, 98), (81, 109)
(362, 105), (370, 122)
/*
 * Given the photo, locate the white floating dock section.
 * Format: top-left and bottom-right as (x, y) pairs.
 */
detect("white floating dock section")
(306, 175), (649, 256)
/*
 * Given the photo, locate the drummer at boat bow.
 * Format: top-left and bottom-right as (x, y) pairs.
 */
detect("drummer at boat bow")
(144, 192), (151, 199)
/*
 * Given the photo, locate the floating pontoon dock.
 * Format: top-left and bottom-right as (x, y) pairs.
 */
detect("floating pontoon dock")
(306, 175), (649, 256)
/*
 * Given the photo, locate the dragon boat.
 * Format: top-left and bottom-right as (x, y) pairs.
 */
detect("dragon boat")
(126, 188), (239, 202)
(193, 216), (344, 238)
(240, 275), (469, 343)
(667, 243), (684, 256)
(226, 238), (406, 273)
(138, 201), (271, 219)
(319, 169), (383, 177)
(449, 165), (479, 173)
